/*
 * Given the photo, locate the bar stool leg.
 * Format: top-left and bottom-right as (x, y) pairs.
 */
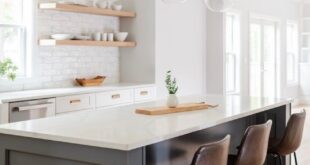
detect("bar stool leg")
(294, 152), (298, 165)
(278, 154), (283, 165)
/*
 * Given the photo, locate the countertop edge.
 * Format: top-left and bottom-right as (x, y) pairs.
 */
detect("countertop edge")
(0, 99), (293, 151)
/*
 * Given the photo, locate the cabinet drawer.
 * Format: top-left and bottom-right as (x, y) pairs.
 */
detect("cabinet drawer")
(134, 87), (156, 102)
(56, 94), (95, 114)
(96, 90), (133, 107)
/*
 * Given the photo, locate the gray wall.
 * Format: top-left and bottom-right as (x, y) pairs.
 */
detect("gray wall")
(120, 0), (156, 83)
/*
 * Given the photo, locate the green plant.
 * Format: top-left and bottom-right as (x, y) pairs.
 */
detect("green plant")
(165, 71), (178, 94)
(0, 58), (18, 81)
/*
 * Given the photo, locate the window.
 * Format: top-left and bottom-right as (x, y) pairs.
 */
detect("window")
(225, 13), (240, 94)
(0, 0), (32, 77)
(286, 22), (299, 85)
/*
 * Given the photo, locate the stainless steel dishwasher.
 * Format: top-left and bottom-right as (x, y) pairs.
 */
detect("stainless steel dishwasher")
(9, 98), (56, 123)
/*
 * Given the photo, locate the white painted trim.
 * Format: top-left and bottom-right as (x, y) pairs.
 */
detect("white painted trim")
(224, 12), (241, 95)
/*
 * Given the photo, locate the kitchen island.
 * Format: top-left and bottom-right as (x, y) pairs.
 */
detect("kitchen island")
(0, 95), (292, 165)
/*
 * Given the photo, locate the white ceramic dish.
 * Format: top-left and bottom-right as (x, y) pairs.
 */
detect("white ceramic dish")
(74, 0), (92, 7)
(58, 1), (76, 5)
(97, 1), (108, 8)
(112, 4), (122, 11)
(74, 35), (91, 40)
(115, 32), (128, 42)
(51, 34), (74, 40)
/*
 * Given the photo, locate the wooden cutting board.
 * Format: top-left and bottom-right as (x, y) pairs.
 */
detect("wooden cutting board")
(136, 103), (218, 116)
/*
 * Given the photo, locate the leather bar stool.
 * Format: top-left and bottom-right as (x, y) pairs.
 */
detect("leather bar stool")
(229, 120), (273, 165)
(268, 110), (306, 165)
(191, 135), (231, 165)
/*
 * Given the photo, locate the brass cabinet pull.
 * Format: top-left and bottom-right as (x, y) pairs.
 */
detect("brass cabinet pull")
(140, 91), (149, 96)
(111, 94), (121, 99)
(70, 100), (81, 104)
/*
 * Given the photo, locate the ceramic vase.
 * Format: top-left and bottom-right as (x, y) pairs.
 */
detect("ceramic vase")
(167, 94), (179, 108)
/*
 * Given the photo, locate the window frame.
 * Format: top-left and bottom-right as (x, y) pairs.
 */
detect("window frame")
(286, 21), (299, 86)
(0, 0), (33, 79)
(224, 12), (241, 95)
(0, 23), (27, 77)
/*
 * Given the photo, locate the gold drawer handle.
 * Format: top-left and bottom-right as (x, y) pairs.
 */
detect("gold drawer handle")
(70, 100), (81, 104)
(140, 91), (149, 96)
(111, 94), (121, 99)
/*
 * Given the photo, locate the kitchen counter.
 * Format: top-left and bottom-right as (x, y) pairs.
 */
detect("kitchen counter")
(0, 95), (292, 151)
(0, 83), (154, 103)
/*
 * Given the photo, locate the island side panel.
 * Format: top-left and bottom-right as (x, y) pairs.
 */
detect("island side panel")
(146, 116), (250, 165)
(146, 104), (291, 165)
(257, 104), (291, 165)
(0, 134), (145, 165)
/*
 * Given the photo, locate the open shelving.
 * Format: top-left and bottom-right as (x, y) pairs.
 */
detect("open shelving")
(39, 39), (136, 47)
(39, 3), (136, 17)
(39, 3), (136, 48)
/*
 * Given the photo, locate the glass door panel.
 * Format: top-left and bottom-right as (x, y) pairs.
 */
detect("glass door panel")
(250, 19), (278, 98)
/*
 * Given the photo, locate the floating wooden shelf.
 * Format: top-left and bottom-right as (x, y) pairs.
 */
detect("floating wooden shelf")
(39, 39), (136, 47)
(39, 3), (136, 18)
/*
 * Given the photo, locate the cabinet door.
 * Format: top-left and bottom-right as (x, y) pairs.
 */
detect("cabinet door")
(56, 94), (95, 114)
(96, 90), (134, 108)
(134, 87), (156, 102)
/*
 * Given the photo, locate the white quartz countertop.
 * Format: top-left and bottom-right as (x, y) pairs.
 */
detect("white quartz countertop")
(0, 95), (293, 151)
(0, 83), (154, 103)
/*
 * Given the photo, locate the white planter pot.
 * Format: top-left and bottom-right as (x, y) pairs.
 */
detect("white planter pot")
(167, 94), (179, 108)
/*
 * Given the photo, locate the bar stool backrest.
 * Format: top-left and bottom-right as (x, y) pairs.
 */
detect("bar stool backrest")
(275, 110), (306, 155)
(191, 135), (231, 165)
(235, 120), (272, 165)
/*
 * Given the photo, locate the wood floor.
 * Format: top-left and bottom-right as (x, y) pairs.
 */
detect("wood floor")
(292, 106), (310, 165)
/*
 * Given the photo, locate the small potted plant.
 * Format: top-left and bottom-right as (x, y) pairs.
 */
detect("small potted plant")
(0, 58), (18, 81)
(165, 70), (179, 108)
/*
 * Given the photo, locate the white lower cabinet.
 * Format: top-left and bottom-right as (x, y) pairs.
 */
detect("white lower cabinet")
(1, 84), (156, 122)
(55, 86), (156, 115)
(56, 94), (95, 114)
(134, 87), (156, 102)
(96, 89), (134, 108)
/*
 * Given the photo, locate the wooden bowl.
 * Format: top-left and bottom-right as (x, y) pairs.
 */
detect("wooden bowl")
(76, 76), (106, 87)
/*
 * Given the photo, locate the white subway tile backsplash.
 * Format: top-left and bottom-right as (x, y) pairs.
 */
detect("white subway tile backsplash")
(0, 1), (120, 92)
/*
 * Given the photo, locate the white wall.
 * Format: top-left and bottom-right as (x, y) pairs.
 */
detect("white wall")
(206, 10), (224, 95)
(229, 0), (300, 98)
(155, 0), (207, 98)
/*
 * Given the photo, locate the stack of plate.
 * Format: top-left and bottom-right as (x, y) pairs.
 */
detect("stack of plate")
(51, 34), (74, 40)
(58, 0), (93, 7)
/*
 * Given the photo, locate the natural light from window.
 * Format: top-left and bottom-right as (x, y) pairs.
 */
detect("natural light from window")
(0, 0), (32, 78)
(286, 22), (299, 85)
(225, 13), (240, 94)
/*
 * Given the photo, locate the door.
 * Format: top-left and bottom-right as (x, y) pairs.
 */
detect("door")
(250, 18), (278, 98)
